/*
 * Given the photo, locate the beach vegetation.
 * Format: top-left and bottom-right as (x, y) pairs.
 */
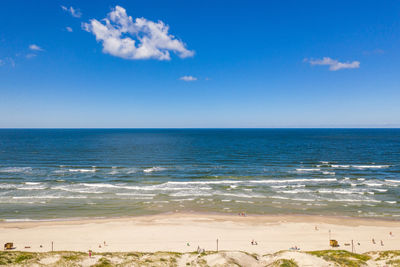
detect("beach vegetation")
(386, 259), (400, 266)
(308, 250), (370, 266)
(93, 257), (113, 267)
(270, 258), (298, 267)
(375, 250), (400, 260)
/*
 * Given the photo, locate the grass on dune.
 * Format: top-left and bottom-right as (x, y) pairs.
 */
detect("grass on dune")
(270, 258), (298, 267)
(308, 250), (371, 266)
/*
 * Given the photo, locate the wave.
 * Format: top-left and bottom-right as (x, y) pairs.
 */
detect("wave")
(249, 178), (337, 184)
(373, 188), (388, 192)
(115, 193), (156, 197)
(0, 184), (17, 189)
(296, 168), (321, 172)
(326, 198), (381, 203)
(12, 195), (87, 199)
(143, 167), (166, 173)
(330, 164), (389, 169)
(385, 179), (400, 183)
(217, 192), (266, 198)
(68, 168), (96, 173)
(317, 189), (363, 195)
(0, 167), (32, 173)
(352, 165), (389, 169)
(277, 189), (312, 194)
(363, 182), (383, 187)
(331, 165), (350, 168)
(166, 180), (241, 185)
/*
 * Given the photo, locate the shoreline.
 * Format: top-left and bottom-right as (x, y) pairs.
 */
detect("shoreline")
(1, 212), (400, 254)
(2, 211), (400, 228)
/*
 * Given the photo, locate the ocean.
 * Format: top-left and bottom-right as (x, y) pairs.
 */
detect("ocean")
(0, 129), (399, 221)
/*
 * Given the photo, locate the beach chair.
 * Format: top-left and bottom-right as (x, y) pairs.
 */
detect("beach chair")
(4, 242), (13, 250)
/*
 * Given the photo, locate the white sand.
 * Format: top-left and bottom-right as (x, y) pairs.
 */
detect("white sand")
(1, 213), (399, 254)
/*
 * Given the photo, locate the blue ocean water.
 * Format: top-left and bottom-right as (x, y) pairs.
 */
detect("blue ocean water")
(0, 129), (399, 221)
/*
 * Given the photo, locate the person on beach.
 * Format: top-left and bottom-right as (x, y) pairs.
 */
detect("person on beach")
(89, 250), (92, 257)
(381, 240), (384, 246)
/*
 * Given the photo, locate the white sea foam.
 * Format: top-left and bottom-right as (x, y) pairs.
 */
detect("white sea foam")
(385, 201), (397, 204)
(322, 171), (335, 175)
(249, 178), (337, 184)
(326, 198), (381, 203)
(12, 196), (87, 199)
(0, 167), (32, 173)
(143, 167), (166, 173)
(68, 168), (96, 173)
(270, 196), (290, 200)
(3, 218), (35, 222)
(166, 180), (240, 185)
(331, 165), (350, 168)
(278, 189), (312, 194)
(82, 183), (117, 188)
(291, 198), (314, 202)
(318, 189), (362, 195)
(0, 184), (17, 189)
(363, 182), (383, 187)
(218, 192), (266, 198)
(271, 185), (287, 188)
(25, 182), (40, 185)
(373, 188), (388, 192)
(17, 186), (46, 190)
(170, 192), (213, 197)
(352, 165), (389, 169)
(115, 193), (156, 197)
(385, 179), (400, 183)
(296, 168), (321, 172)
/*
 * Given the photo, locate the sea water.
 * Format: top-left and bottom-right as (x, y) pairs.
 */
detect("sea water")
(0, 129), (399, 220)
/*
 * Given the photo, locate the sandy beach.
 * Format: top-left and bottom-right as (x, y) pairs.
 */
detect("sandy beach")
(1, 213), (399, 254)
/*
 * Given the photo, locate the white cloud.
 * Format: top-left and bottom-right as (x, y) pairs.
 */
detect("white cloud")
(29, 44), (44, 51)
(61, 5), (82, 18)
(179, 75), (197, 81)
(306, 57), (360, 71)
(82, 5), (194, 60)
(66, 26), (73, 32)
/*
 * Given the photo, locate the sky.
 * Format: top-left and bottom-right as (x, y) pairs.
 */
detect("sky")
(1, 0), (400, 128)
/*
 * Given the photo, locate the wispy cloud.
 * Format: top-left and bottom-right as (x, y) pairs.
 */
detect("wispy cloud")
(66, 26), (73, 32)
(26, 53), (37, 59)
(61, 5), (82, 18)
(0, 57), (16, 67)
(363, 49), (384, 56)
(179, 76), (197, 81)
(29, 44), (44, 51)
(305, 57), (360, 71)
(82, 5), (194, 60)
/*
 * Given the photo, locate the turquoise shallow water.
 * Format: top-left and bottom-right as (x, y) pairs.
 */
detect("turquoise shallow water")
(0, 129), (399, 220)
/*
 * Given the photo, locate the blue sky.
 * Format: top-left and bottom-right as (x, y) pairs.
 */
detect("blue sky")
(1, 0), (399, 128)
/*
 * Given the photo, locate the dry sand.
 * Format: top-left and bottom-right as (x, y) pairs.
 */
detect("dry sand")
(1, 213), (399, 254)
